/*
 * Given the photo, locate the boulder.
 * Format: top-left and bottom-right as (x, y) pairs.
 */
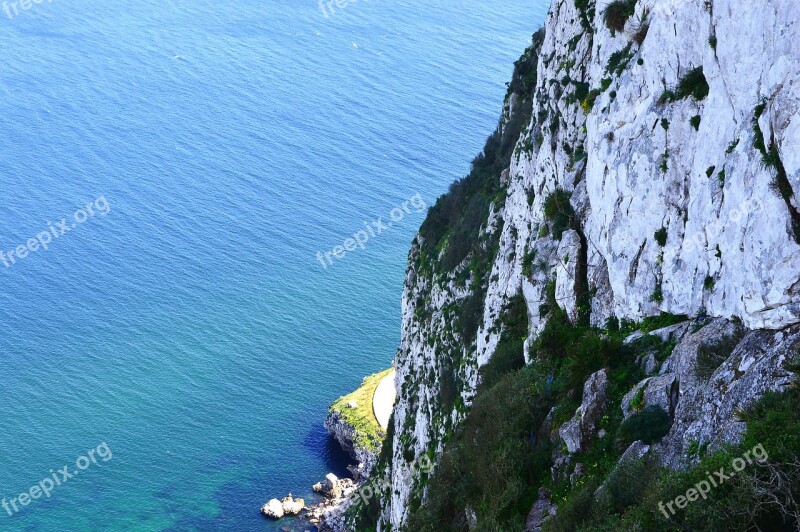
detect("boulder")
(657, 323), (800, 469)
(621, 374), (677, 420)
(261, 498), (284, 519)
(312, 473), (352, 499)
(524, 488), (557, 531)
(281, 494), (304, 516)
(558, 369), (609, 453)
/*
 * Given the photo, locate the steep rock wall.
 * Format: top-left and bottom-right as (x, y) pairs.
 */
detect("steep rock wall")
(377, 0), (800, 529)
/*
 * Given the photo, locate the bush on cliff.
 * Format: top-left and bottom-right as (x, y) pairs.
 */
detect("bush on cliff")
(603, 0), (637, 33)
(406, 364), (553, 531)
(545, 360), (800, 531)
(479, 293), (529, 390)
(615, 405), (672, 451)
(418, 31), (543, 273)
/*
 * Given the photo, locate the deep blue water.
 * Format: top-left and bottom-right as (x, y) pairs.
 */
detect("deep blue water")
(0, 1), (548, 530)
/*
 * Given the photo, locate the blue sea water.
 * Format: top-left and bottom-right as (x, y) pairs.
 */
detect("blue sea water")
(0, 0), (549, 530)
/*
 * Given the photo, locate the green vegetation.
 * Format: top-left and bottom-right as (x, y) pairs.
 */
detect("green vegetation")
(480, 294), (529, 390)
(419, 30), (544, 273)
(651, 282), (664, 303)
(606, 43), (635, 76)
(629, 385), (645, 413)
(690, 115), (701, 130)
(752, 100), (800, 243)
(752, 100), (768, 156)
(542, 189), (575, 240)
(546, 361), (800, 532)
(703, 274), (715, 291)
(329, 369), (394, 452)
(676, 67), (710, 100)
(603, 0), (637, 33)
(639, 312), (688, 333)
(658, 67), (709, 104)
(709, 35), (718, 50)
(574, 0), (596, 31)
(405, 283), (691, 530)
(654, 227), (668, 247)
(616, 405), (672, 450)
(659, 150), (669, 173)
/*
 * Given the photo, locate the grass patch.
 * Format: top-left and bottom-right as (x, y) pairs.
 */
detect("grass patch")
(329, 368), (394, 452)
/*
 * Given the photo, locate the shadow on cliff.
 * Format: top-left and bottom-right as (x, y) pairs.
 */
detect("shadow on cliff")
(303, 423), (352, 479)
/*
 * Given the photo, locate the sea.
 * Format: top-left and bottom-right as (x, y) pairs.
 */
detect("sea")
(0, 0), (549, 529)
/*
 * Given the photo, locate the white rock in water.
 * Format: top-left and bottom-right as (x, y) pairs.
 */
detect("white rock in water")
(281, 494), (304, 515)
(261, 498), (284, 519)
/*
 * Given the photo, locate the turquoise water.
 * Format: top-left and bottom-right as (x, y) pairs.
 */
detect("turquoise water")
(0, 1), (548, 530)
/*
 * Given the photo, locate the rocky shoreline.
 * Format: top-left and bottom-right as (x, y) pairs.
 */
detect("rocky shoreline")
(260, 369), (396, 531)
(261, 473), (359, 531)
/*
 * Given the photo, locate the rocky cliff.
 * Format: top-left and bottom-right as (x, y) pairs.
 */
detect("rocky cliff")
(352, 0), (800, 530)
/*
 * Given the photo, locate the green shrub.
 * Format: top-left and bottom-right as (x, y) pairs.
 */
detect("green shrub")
(616, 405), (671, 450)
(690, 115), (701, 130)
(545, 361), (800, 532)
(480, 294), (529, 390)
(408, 365), (553, 531)
(581, 88), (602, 113)
(419, 31), (545, 272)
(605, 43), (634, 76)
(703, 275), (715, 291)
(629, 386), (646, 413)
(675, 67), (709, 101)
(542, 189), (574, 240)
(659, 151), (669, 173)
(654, 227), (668, 247)
(658, 90), (675, 105)
(603, 0), (637, 33)
(659, 68), (709, 105)
(639, 312), (688, 333)
(651, 284), (663, 303)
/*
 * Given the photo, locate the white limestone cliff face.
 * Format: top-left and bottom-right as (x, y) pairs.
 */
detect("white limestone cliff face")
(378, 0), (800, 529)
